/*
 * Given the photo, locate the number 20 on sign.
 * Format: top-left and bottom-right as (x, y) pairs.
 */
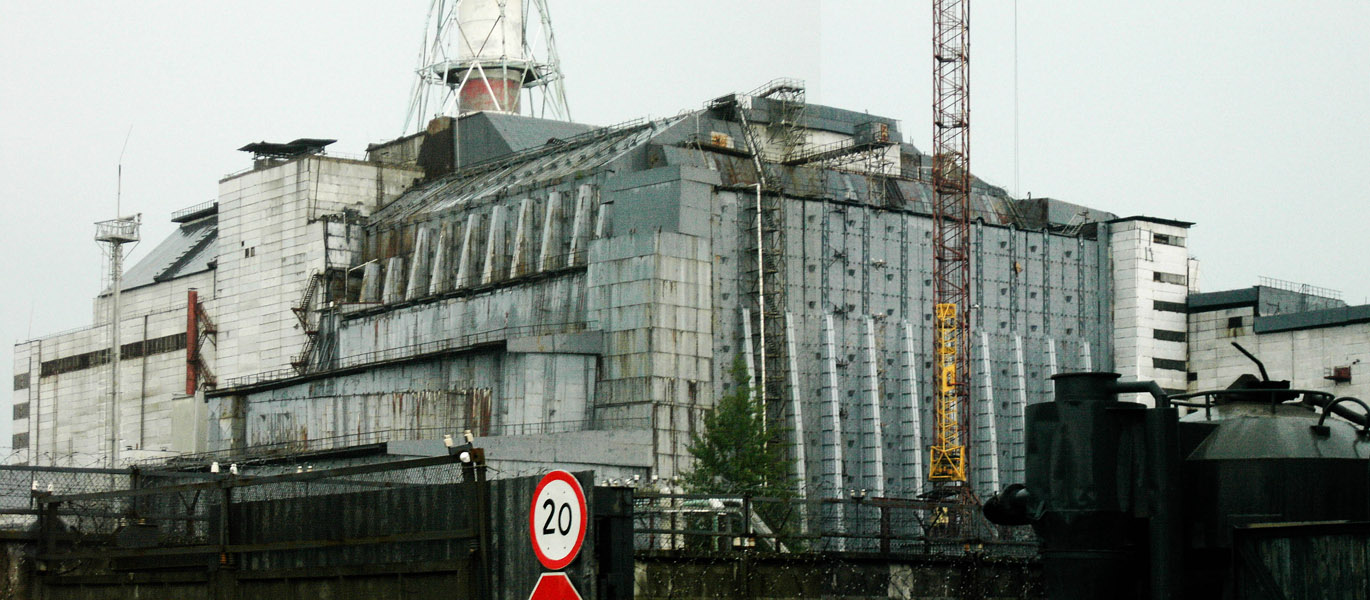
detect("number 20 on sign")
(529, 470), (588, 570)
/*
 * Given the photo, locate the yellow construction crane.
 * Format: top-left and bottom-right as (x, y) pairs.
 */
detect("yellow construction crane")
(928, 0), (973, 492)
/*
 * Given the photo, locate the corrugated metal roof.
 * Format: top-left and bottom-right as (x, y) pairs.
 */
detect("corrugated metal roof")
(119, 217), (217, 291)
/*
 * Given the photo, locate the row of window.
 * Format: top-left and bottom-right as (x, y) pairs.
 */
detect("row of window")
(36, 333), (188, 378)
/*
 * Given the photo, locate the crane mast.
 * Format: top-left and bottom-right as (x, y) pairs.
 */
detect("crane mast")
(929, 0), (972, 487)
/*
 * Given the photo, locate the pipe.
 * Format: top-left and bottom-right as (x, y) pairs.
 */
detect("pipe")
(755, 184), (765, 435)
(1145, 406), (1181, 600)
(33, 341), (41, 465)
(1231, 342), (1271, 381)
(1313, 396), (1370, 430)
(140, 314), (148, 449)
(982, 483), (1038, 526)
(1111, 380), (1170, 408)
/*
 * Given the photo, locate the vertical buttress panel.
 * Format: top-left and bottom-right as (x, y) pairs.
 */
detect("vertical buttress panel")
(975, 332), (1001, 494)
(481, 205), (507, 285)
(861, 317), (885, 497)
(405, 225), (432, 301)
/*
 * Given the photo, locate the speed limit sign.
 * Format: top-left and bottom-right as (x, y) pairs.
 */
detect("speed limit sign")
(529, 470), (587, 570)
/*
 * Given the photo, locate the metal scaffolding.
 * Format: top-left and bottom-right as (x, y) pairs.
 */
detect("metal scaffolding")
(928, 0), (973, 496)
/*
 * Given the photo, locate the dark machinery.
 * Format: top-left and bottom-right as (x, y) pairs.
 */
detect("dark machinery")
(985, 344), (1370, 599)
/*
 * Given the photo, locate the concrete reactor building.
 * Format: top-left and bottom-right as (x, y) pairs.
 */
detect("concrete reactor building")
(21, 1), (1318, 504)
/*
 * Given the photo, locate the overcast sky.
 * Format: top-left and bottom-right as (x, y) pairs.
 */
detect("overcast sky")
(3, 1), (1368, 447)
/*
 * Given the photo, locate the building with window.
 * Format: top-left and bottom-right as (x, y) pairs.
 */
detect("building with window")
(13, 84), (1209, 500)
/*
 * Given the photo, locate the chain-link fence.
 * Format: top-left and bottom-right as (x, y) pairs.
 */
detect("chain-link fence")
(0, 465), (134, 531)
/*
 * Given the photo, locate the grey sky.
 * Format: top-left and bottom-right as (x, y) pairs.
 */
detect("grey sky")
(3, 1), (1368, 447)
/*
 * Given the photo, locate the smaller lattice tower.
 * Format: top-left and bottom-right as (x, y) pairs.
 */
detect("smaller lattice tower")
(405, 0), (570, 132)
(95, 212), (140, 467)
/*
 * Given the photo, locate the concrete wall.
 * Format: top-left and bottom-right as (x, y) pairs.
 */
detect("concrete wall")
(214, 156), (419, 382)
(11, 269), (212, 466)
(1188, 304), (1370, 399)
(12, 155), (421, 467)
(209, 348), (600, 453)
(1108, 218), (1191, 394)
(216, 176), (607, 456)
(475, 429), (654, 481)
(218, 147), (1116, 498)
(711, 190), (1111, 499)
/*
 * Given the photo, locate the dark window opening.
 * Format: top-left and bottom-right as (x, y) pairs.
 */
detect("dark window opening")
(1153, 357), (1187, 372)
(1153, 271), (1187, 286)
(1154, 300), (1187, 313)
(1153, 233), (1186, 247)
(1154, 329), (1186, 343)
(40, 332), (188, 377)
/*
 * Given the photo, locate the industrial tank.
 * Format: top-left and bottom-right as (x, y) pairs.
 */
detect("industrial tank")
(985, 355), (1370, 600)
(1174, 386), (1370, 596)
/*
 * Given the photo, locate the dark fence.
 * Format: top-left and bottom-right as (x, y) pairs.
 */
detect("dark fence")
(21, 459), (619, 600)
(36, 455), (470, 562)
(1, 461), (1040, 599)
(632, 492), (1036, 558)
(27, 455), (501, 599)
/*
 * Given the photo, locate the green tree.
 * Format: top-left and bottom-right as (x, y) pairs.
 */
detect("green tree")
(684, 357), (797, 497)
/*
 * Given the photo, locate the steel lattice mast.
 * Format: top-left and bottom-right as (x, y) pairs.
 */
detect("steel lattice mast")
(928, 0), (972, 488)
(404, 0), (570, 134)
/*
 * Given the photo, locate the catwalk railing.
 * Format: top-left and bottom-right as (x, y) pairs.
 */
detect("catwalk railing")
(222, 321), (594, 389)
(136, 416), (650, 468)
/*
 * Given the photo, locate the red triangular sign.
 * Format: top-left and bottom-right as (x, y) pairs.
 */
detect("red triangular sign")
(528, 572), (582, 600)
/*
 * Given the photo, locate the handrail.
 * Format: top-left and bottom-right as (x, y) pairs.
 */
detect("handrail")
(1168, 388), (1336, 421)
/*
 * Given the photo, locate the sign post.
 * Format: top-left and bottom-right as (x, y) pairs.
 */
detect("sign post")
(528, 470), (588, 600)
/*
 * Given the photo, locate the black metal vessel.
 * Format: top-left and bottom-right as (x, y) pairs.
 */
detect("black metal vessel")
(984, 345), (1370, 599)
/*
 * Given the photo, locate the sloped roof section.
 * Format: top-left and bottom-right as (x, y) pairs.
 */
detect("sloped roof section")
(478, 112), (596, 158)
(372, 117), (675, 226)
(120, 216), (217, 292)
(444, 112), (596, 167)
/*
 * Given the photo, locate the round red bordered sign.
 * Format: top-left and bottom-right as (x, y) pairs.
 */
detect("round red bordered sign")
(529, 470), (587, 570)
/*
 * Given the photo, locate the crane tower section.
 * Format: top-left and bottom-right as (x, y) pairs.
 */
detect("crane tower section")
(929, 0), (972, 484)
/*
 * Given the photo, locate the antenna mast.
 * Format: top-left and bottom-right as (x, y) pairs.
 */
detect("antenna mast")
(95, 131), (139, 467)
